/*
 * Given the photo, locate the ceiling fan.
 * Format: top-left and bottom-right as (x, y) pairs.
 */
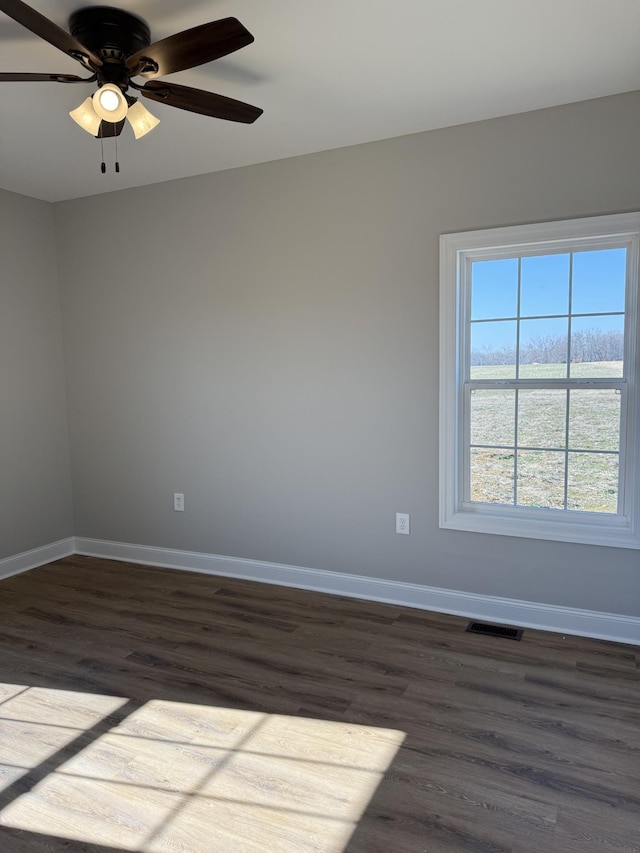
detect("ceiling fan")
(0, 1), (263, 143)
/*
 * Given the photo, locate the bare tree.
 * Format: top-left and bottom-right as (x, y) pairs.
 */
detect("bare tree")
(471, 329), (623, 366)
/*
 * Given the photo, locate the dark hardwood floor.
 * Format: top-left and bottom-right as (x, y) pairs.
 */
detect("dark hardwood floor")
(0, 555), (637, 852)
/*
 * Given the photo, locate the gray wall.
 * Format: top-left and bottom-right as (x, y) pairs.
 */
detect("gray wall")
(0, 189), (73, 558)
(54, 91), (640, 616)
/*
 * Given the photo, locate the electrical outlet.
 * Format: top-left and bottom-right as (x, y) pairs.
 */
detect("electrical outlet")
(396, 512), (410, 535)
(173, 493), (184, 512)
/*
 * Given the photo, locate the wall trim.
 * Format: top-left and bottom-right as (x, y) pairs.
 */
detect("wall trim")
(0, 538), (75, 581)
(74, 537), (640, 646)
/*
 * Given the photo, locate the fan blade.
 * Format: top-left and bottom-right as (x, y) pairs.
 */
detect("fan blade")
(0, 0), (102, 68)
(126, 17), (253, 78)
(97, 119), (125, 138)
(141, 80), (262, 123)
(0, 72), (91, 82)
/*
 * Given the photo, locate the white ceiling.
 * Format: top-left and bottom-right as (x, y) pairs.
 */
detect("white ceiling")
(0, 0), (639, 202)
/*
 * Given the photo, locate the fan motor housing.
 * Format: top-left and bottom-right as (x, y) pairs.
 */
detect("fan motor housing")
(69, 6), (151, 62)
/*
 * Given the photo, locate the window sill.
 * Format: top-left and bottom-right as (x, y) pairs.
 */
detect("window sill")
(440, 503), (640, 549)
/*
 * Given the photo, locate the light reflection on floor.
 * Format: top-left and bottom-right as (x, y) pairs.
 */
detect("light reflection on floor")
(0, 684), (405, 852)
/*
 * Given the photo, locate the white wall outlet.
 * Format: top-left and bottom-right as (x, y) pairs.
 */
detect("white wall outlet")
(173, 493), (184, 512)
(396, 512), (410, 535)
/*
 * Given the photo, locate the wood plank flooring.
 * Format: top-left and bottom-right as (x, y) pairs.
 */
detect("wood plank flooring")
(0, 555), (637, 852)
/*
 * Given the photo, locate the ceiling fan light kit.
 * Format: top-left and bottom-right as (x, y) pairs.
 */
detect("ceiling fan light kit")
(70, 84), (159, 139)
(0, 1), (262, 159)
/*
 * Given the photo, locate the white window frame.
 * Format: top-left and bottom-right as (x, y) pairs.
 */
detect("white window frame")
(439, 212), (640, 549)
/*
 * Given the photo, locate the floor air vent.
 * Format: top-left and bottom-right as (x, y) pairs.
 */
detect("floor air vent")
(466, 621), (523, 641)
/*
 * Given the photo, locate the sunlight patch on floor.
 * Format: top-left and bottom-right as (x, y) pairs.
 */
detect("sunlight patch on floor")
(0, 686), (405, 852)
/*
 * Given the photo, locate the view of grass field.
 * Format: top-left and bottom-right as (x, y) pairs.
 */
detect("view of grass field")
(468, 361), (621, 513)
(470, 360), (624, 380)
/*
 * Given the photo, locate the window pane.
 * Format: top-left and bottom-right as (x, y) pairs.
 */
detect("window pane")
(470, 390), (515, 447)
(471, 258), (518, 320)
(470, 448), (514, 504)
(567, 452), (618, 513)
(520, 253), (570, 317)
(470, 320), (516, 379)
(518, 389), (566, 449)
(569, 314), (624, 378)
(518, 317), (568, 378)
(572, 248), (626, 314)
(568, 389), (621, 451)
(517, 450), (565, 509)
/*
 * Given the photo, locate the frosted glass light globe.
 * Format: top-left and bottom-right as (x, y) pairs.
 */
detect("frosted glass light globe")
(99, 88), (120, 112)
(92, 84), (128, 122)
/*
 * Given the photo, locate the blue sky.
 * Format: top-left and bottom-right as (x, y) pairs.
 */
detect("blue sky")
(471, 248), (626, 350)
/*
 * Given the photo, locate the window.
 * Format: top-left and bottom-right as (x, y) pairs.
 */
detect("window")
(439, 213), (640, 548)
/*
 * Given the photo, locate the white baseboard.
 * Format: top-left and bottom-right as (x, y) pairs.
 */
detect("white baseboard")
(0, 538), (75, 581)
(74, 537), (640, 646)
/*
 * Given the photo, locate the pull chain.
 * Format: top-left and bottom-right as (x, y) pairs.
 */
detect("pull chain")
(100, 123), (106, 174)
(99, 124), (122, 174)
